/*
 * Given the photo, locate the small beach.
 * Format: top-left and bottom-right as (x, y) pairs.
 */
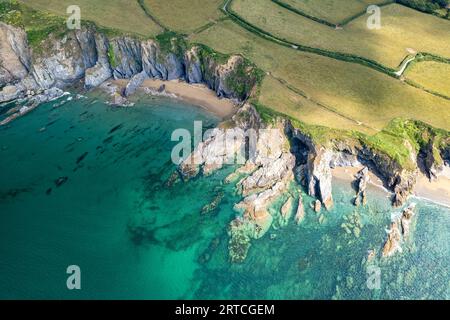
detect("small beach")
(332, 166), (450, 207)
(111, 79), (237, 119)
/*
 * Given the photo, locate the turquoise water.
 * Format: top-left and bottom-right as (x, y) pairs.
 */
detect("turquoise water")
(0, 94), (449, 299)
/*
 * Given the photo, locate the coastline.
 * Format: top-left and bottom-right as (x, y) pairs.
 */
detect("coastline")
(332, 166), (450, 208)
(111, 79), (237, 119)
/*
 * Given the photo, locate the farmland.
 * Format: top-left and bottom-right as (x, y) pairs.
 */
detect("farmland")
(192, 19), (450, 132)
(19, 0), (162, 36)
(405, 61), (450, 98)
(143, 0), (224, 33)
(7, 0), (450, 142)
(275, 0), (392, 25)
(230, 0), (450, 69)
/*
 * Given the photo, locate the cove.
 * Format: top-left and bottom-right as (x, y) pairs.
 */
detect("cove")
(0, 93), (449, 299)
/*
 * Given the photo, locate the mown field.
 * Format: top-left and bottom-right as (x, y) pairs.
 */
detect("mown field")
(143, 0), (224, 33)
(19, 0), (162, 36)
(278, 0), (392, 25)
(192, 19), (450, 132)
(405, 61), (450, 98)
(230, 0), (450, 69)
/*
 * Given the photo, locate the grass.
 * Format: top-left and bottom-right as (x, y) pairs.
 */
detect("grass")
(275, 0), (392, 25)
(257, 75), (376, 134)
(19, 0), (162, 36)
(230, 0), (450, 69)
(405, 61), (450, 98)
(193, 19), (450, 132)
(1, 0), (67, 51)
(143, 0), (224, 34)
(2, 0), (449, 169)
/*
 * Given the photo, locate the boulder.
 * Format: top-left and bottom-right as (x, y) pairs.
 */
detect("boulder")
(124, 71), (147, 97)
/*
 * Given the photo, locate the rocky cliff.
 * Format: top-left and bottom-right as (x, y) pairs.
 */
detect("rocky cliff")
(0, 22), (260, 105)
(178, 108), (449, 262)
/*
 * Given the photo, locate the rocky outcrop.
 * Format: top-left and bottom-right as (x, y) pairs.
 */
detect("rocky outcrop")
(185, 46), (203, 83)
(124, 71), (147, 97)
(354, 167), (370, 206)
(110, 37), (143, 79)
(31, 29), (97, 89)
(358, 144), (418, 207)
(85, 34), (112, 88)
(421, 136), (445, 181)
(286, 125), (334, 210)
(0, 22), (259, 111)
(280, 196), (294, 225)
(382, 221), (402, 258)
(0, 22), (31, 88)
(294, 194), (305, 224)
(382, 203), (417, 258)
(0, 87), (64, 125)
(179, 104), (295, 262)
(314, 200), (322, 213)
(307, 148), (333, 210)
(179, 104), (260, 180)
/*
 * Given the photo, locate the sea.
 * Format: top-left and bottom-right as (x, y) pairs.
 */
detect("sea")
(0, 92), (448, 299)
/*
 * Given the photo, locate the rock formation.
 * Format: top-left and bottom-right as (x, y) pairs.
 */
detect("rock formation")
(354, 167), (370, 206)
(280, 196), (294, 226)
(0, 23), (260, 109)
(294, 194), (305, 225)
(382, 203), (417, 258)
(314, 200), (322, 213)
(382, 221), (402, 258)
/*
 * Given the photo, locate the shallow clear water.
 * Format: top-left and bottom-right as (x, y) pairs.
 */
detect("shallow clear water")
(0, 94), (449, 299)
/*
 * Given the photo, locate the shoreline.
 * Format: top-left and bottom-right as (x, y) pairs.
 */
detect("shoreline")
(332, 166), (450, 208)
(111, 79), (237, 119)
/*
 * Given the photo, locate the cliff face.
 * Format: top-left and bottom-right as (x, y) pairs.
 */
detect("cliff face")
(0, 23), (260, 104)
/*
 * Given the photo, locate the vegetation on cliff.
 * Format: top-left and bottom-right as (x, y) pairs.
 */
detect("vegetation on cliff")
(1, 0), (449, 175)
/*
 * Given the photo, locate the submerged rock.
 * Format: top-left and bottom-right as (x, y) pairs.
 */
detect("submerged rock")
(54, 176), (69, 187)
(228, 218), (253, 263)
(201, 192), (224, 215)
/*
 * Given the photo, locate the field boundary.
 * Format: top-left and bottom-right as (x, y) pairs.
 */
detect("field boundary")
(271, 0), (394, 28)
(137, 0), (169, 31)
(266, 74), (379, 132)
(221, 0), (450, 101)
(222, 0), (398, 76)
(403, 53), (450, 100)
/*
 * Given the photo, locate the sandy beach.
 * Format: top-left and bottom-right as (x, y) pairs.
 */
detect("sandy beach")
(332, 166), (450, 207)
(111, 79), (237, 119)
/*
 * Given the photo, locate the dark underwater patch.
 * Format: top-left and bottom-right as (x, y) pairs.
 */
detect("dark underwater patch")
(76, 152), (89, 165)
(0, 188), (33, 200)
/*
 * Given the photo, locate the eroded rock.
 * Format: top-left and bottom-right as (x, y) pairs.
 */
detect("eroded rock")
(294, 194), (305, 225)
(382, 203), (417, 258)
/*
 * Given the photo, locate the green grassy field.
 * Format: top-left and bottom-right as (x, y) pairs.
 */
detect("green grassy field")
(192, 19), (450, 132)
(230, 0), (450, 69)
(2, 0), (449, 167)
(143, 0), (224, 33)
(19, 0), (162, 36)
(405, 61), (450, 98)
(277, 0), (392, 25)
